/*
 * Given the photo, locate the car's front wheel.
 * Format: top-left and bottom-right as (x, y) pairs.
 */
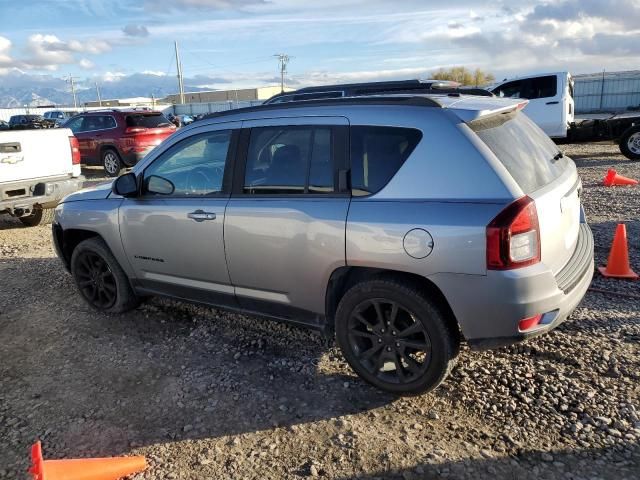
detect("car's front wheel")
(335, 278), (459, 395)
(70, 237), (139, 313)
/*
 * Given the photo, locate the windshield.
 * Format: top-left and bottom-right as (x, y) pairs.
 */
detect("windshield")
(470, 111), (569, 193)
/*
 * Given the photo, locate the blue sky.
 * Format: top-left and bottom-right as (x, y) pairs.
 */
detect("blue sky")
(0, 0), (639, 95)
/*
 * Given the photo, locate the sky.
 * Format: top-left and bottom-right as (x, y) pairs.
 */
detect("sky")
(0, 0), (639, 96)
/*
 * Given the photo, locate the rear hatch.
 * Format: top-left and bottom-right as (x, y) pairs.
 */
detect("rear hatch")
(470, 111), (580, 275)
(124, 112), (176, 150)
(0, 129), (74, 184)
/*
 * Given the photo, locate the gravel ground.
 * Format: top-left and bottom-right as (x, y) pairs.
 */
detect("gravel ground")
(0, 145), (638, 480)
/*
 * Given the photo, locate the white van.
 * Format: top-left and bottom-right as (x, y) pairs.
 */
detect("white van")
(491, 72), (574, 138)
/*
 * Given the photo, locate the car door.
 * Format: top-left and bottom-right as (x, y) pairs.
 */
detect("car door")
(118, 123), (240, 306)
(224, 117), (350, 323)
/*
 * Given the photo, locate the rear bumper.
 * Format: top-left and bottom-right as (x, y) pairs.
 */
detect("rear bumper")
(431, 223), (594, 350)
(0, 175), (84, 215)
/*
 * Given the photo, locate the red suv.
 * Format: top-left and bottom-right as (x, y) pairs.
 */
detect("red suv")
(63, 110), (176, 176)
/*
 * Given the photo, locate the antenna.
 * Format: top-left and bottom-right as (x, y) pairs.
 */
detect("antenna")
(274, 53), (292, 93)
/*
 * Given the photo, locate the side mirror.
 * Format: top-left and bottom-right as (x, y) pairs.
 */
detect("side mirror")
(146, 175), (175, 195)
(112, 172), (138, 197)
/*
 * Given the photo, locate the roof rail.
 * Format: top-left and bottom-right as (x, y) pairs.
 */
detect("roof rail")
(202, 95), (443, 121)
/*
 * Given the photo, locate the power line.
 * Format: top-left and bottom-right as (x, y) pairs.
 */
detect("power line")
(274, 53), (293, 93)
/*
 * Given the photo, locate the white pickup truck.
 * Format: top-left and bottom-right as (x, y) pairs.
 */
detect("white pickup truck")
(0, 129), (84, 226)
(491, 72), (640, 160)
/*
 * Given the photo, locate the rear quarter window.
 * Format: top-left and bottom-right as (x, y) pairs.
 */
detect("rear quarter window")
(350, 126), (422, 196)
(125, 113), (172, 128)
(470, 111), (569, 193)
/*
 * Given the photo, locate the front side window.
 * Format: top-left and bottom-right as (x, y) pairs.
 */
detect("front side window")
(243, 126), (334, 194)
(350, 126), (422, 196)
(143, 130), (232, 196)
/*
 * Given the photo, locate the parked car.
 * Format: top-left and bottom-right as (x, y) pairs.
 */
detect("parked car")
(0, 120), (9, 130)
(43, 110), (76, 126)
(1, 128), (83, 226)
(62, 109), (176, 176)
(177, 114), (195, 126)
(8, 114), (55, 130)
(52, 94), (594, 394)
(491, 72), (640, 160)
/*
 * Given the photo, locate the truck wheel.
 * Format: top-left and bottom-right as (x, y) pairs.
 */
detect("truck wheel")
(70, 237), (139, 313)
(619, 125), (640, 160)
(335, 278), (459, 395)
(19, 208), (55, 227)
(102, 149), (123, 177)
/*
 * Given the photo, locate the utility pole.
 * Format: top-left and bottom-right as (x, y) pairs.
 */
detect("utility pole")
(95, 81), (102, 107)
(67, 75), (78, 108)
(174, 41), (185, 104)
(274, 53), (292, 93)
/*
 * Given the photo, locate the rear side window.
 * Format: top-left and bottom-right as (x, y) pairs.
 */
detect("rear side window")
(529, 75), (557, 99)
(125, 113), (171, 128)
(350, 126), (422, 196)
(243, 126), (335, 194)
(470, 111), (569, 193)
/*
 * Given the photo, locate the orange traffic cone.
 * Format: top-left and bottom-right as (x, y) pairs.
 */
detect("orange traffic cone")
(29, 441), (147, 480)
(603, 169), (638, 187)
(598, 223), (638, 279)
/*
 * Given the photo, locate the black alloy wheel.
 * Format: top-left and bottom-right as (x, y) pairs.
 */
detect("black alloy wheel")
(347, 299), (431, 385)
(74, 250), (118, 309)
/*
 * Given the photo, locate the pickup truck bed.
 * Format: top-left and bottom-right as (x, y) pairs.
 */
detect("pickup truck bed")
(0, 129), (84, 226)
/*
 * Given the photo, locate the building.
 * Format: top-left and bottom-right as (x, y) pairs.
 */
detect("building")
(162, 86), (292, 105)
(83, 97), (159, 108)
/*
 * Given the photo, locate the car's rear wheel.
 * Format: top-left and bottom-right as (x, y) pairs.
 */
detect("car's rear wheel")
(620, 125), (640, 160)
(70, 237), (139, 313)
(335, 278), (458, 395)
(18, 207), (54, 227)
(102, 149), (122, 177)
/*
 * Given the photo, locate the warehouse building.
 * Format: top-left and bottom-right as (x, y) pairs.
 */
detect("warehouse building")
(161, 86), (292, 105)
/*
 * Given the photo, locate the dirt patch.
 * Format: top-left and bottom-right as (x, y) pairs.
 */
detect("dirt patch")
(0, 144), (638, 479)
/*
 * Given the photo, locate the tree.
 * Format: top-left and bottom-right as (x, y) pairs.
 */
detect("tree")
(431, 67), (495, 87)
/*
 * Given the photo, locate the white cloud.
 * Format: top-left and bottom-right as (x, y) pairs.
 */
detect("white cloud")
(79, 58), (95, 69)
(20, 34), (112, 70)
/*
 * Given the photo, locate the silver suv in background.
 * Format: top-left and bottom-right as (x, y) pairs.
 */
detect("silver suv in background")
(52, 95), (594, 395)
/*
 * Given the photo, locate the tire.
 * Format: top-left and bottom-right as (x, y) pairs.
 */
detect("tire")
(102, 149), (122, 177)
(335, 278), (459, 395)
(18, 207), (55, 227)
(619, 125), (640, 160)
(70, 237), (139, 313)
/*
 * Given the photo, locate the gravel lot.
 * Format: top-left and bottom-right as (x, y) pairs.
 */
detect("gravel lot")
(0, 144), (638, 480)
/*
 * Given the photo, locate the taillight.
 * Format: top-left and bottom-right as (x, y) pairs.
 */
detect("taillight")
(69, 136), (81, 165)
(487, 196), (540, 270)
(125, 127), (147, 134)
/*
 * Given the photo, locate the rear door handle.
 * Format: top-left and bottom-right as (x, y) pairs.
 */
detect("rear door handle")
(546, 101), (559, 105)
(188, 210), (216, 222)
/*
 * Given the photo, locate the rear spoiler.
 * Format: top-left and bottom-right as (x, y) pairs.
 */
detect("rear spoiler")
(447, 98), (529, 123)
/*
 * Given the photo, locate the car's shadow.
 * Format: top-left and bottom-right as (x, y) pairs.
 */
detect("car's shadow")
(0, 256), (394, 465)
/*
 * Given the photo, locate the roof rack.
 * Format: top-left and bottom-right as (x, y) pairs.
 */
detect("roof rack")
(202, 95), (444, 121)
(264, 80), (493, 105)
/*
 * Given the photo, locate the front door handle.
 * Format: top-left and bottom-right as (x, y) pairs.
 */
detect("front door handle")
(546, 101), (559, 105)
(188, 210), (216, 222)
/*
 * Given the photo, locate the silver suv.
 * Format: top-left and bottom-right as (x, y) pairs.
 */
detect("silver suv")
(52, 95), (594, 394)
